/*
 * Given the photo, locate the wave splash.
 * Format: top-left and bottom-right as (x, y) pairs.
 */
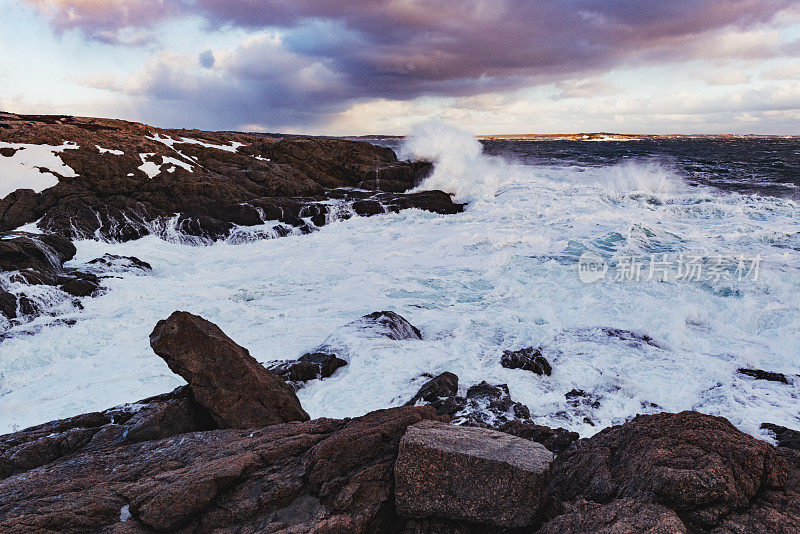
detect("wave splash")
(400, 121), (512, 203)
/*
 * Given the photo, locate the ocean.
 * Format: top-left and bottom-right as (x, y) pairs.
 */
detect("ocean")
(1, 124), (798, 440)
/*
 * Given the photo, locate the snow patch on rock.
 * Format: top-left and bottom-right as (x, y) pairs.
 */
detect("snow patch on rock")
(0, 142), (80, 197)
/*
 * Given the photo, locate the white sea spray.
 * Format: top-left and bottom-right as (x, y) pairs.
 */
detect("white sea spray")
(1, 132), (798, 441)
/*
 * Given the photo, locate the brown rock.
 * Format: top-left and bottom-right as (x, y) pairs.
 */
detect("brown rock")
(0, 386), (212, 480)
(0, 405), (440, 533)
(149, 311), (309, 428)
(395, 420), (553, 528)
(0, 113), (458, 241)
(538, 499), (688, 533)
(550, 411), (789, 529)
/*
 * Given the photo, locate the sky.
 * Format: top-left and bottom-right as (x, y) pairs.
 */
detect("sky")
(1, 0), (799, 135)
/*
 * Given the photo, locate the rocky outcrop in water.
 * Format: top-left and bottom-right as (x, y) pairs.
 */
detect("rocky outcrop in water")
(150, 310), (309, 427)
(0, 113), (462, 242)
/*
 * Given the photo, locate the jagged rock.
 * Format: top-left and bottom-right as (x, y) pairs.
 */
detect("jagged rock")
(86, 253), (152, 273)
(497, 420), (579, 456)
(454, 381), (532, 425)
(501, 346), (552, 376)
(738, 368), (788, 383)
(0, 405), (442, 533)
(551, 411), (789, 529)
(406, 372), (459, 408)
(0, 291), (18, 319)
(348, 310), (423, 340)
(0, 232), (75, 273)
(268, 351), (347, 389)
(149, 311), (309, 428)
(395, 420), (554, 528)
(59, 273), (101, 297)
(538, 499), (687, 533)
(0, 232), (114, 324)
(762, 423), (800, 450)
(601, 327), (659, 348)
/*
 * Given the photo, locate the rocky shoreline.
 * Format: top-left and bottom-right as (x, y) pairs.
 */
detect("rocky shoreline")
(0, 113), (462, 242)
(2, 113), (800, 532)
(1, 310), (799, 533)
(0, 112), (462, 329)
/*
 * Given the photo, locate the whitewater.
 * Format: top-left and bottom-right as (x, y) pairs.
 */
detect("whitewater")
(1, 125), (799, 441)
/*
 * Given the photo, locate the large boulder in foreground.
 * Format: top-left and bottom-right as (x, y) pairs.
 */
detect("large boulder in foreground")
(150, 311), (308, 428)
(395, 420), (553, 528)
(551, 411), (789, 529)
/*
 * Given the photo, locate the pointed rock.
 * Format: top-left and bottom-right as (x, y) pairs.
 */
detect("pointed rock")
(150, 311), (308, 428)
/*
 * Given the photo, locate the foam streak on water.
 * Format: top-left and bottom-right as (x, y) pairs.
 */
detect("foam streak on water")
(1, 130), (799, 440)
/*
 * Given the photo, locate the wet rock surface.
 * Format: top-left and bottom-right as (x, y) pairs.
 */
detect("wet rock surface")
(762, 422), (800, 450)
(150, 311), (309, 427)
(268, 351), (348, 390)
(395, 420), (553, 528)
(738, 367), (789, 383)
(0, 232), (121, 324)
(346, 310), (424, 340)
(0, 113), (462, 242)
(501, 346), (552, 376)
(407, 373), (580, 456)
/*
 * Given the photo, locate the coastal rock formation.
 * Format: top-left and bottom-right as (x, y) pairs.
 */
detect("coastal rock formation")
(0, 405), (443, 533)
(2, 313), (799, 533)
(763, 422), (800, 450)
(150, 310), (309, 427)
(268, 311), (421, 390)
(0, 232), (104, 322)
(0, 113), (462, 242)
(346, 310), (424, 340)
(0, 386), (213, 481)
(501, 346), (552, 376)
(395, 420), (553, 528)
(406, 373), (579, 455)
(550, 411), (793, 530)
(268, 351), (348, 390)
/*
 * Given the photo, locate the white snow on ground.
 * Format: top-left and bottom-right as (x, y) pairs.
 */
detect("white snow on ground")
(0, 130), (798, 443)
(161, 156), (193, 173)
(137, 153), (195, 177)
(96, 145), (124, 156)
(0, 142), (79, 197)
(148, 133), (245, 153)
(137, 153), (160, 178)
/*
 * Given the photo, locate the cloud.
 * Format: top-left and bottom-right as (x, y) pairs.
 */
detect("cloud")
(555, 79), (620, 98)
(27, 0), (800, 130)
(693, 69), (752, 85)
(761, 63), (800, 80)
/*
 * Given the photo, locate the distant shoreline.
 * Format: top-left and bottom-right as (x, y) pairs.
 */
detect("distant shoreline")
(351, 132), (800, 141)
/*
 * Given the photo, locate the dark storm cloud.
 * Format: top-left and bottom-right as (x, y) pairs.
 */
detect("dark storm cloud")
(29, 0), (800, 128)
